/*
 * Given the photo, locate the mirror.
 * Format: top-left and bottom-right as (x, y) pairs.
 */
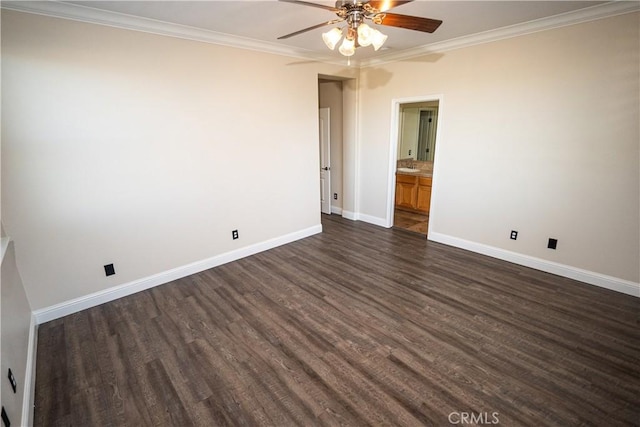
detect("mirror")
(397, 101), (439, 161)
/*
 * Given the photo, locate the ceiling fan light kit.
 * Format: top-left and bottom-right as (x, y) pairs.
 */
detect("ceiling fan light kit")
(324, 20), (387, 56)
(279, 0), (442, 58)
(370, 28), (388, 51)
(322, 27), (343, 50)
(356, 23), (373, 46)
(338, 35), (356, 56)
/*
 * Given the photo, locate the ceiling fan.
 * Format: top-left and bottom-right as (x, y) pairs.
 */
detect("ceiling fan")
(278, 0), (443, 57)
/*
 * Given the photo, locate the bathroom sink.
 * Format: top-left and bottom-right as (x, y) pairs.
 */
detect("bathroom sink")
(397, 167), (419, 173)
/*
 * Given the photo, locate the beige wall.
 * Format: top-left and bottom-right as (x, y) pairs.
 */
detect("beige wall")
(1, 10), (355, 310)
(399, 107), (420, 159)
(358, 12), (640, 284)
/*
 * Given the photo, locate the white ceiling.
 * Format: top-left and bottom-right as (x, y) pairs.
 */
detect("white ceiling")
(5, 1), (636, 65)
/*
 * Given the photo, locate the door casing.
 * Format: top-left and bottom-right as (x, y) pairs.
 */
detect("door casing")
(387, 94), (444, 236)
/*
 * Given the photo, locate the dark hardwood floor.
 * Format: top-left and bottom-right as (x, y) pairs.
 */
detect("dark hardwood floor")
(34, 214), (640, 426)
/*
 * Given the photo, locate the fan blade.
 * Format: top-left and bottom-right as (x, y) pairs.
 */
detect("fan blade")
(367, 1), (413, 12)
(379, 12), (442, 33)
(279, 0), (339, 12)
(278, 21), (339, 40)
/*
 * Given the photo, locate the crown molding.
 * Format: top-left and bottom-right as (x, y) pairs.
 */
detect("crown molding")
(2, 1), (637, 69)
(0, 0), (345, 64)
(361, 1), (640, 67)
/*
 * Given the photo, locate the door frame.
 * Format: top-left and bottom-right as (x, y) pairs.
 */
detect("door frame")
(386, 94), (444, 236)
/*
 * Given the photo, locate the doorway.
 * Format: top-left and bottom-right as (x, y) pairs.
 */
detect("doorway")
(387, 96), (442, 236)
(318, 77), (346, 216)
(319, 107), (331, 215)
(417, 108), (438, 162)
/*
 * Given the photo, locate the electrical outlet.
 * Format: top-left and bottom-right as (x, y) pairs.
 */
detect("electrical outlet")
(333, 193), (338, 200)
(232, 230), (239, 240)
(7, 369), (16, 394)
(548, 238), (558, 250)
(1, 406), (10, 427)
(510, 230), (518, 240)
(104, 264), (115, 277)
(408, 149), (412, 155)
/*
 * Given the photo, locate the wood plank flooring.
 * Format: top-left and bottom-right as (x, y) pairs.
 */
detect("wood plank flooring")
(34, 214), (640, 426)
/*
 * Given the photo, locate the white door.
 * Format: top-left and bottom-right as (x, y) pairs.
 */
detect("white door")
(319, 108), (331, 214)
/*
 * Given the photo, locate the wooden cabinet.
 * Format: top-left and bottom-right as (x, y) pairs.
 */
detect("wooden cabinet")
(416, 177), (432, 213)
(395, 174), (418, 210)
(395, 174), (432, 214)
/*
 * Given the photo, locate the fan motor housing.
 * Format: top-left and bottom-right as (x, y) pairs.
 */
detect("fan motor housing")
(337, 0), (364, 8)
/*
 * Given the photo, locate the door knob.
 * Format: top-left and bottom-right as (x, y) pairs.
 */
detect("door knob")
(322, 167), (330, 171)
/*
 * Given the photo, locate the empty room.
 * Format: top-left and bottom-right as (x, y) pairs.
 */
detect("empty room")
(1, 1), (639, 426)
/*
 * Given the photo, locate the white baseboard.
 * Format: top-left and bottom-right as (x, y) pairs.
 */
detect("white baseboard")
(342, 210), (357, 221)
(339, 210), (391, 228)
(358, 213), (390, 228)
(23, 313), (37, 426)
(331, 206), (342, 215)
(429, 232), (640, 297)
(33, 224), (323, 324)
